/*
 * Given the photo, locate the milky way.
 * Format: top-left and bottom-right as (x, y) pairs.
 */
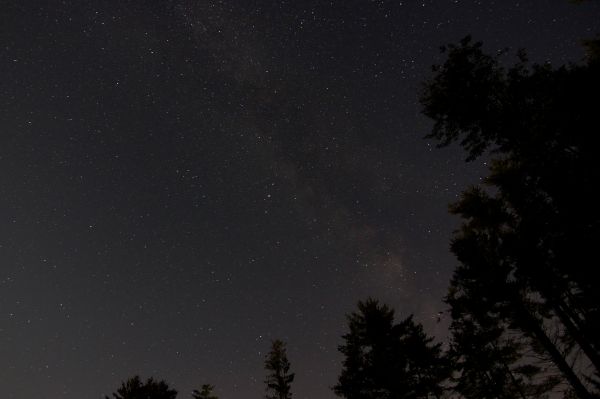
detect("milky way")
(1, 1), (599, 398)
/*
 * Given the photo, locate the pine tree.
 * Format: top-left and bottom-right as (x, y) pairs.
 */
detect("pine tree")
(334, 299), (448, 399)
(421, 34), (600, 397)
(264, 339), (295, 399)
(192, 384), (218, 399)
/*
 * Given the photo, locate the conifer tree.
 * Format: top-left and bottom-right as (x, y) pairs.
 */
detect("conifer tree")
(192, 384), (218, 399)
(421, 34), (600, 398)
(335, 299), (448, 399)
(264, 339), (295, 399)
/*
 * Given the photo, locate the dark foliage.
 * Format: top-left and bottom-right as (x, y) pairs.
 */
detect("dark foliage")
(264, 339), (295, 399)
(106, 376), (178, 399)
(334, 299), (448, 399)
(192, 384), (218, 399)
(421, 35), (600, 398)
(446, 200), (561, 399)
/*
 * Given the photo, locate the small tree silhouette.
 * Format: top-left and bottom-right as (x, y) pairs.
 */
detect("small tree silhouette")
(106, 375), (177, 399)
(264, 339), (295, 399)
(192, 384), (218, 399)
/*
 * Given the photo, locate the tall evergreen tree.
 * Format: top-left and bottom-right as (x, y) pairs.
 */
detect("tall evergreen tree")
(264, 339), (295, 399)
(106, 376), (178, 399)
(421, 34), (600, 398)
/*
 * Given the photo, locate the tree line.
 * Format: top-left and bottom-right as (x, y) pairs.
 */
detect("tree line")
(105, 339), (295, 399)
(105, 25), (600, 399)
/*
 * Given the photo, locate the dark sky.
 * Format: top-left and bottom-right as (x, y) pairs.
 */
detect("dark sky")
(1, 1), (599, 398)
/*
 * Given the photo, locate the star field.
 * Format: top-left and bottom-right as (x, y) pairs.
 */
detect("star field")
(1, 1), (599, 398)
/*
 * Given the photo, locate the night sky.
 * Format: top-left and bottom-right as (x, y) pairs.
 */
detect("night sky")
(2, 1), (599, 398)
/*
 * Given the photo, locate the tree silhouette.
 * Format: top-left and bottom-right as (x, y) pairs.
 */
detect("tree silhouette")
(264, 339), (295, 399)
(106, 376), (177, 399)
(421, 35), (600, 398)
(334, 299), (448, 399)
(192, 384), (218, 399)
(446, 213), (561, 399)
